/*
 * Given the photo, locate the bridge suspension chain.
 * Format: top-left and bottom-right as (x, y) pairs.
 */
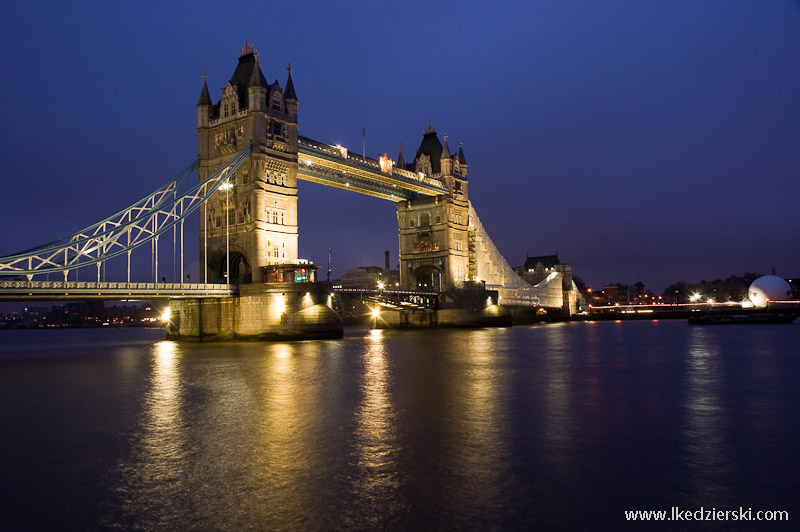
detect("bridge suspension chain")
(0, 143), (252, 278)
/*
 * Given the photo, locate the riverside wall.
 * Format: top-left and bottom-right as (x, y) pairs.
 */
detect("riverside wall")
(166, 283), (343, 341)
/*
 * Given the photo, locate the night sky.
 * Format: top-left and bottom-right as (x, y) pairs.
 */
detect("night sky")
(1, 1), (798, 292)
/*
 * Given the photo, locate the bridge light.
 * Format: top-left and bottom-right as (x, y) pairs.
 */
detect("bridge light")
(160, 307), (171, 322)
(371, 307), (380, 318)
(377, 281), (384, 290)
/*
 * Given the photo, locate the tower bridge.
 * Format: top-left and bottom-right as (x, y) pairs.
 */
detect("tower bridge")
(0, 42), (582, 338)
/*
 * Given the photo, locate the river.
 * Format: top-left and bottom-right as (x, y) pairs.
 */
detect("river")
(1, 321), (798, 531)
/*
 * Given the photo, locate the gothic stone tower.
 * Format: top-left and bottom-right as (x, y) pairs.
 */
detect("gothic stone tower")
(397, 124), (469, 291)
(196, 40), (299, 283)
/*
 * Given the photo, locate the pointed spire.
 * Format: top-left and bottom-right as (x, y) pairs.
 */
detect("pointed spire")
(441, 133), (451, 159)
(284, 62), (297, 101)
(424, 119), (435, 135)
(240, 34), (254, 57)
(248, 51), (265, 87)
(397, 142), (406, 168)
(457, 140), (467, 164)
(197, 69), (212, 106)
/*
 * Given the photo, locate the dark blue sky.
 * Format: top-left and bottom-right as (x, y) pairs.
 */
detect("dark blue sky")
(1, 1), (798, 291)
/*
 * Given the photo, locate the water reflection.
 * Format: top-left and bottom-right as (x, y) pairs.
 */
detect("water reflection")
(540, 324), (575, 470)
(256, 342), (328, 530)
(449, 330), (507, 521)
(348, 329), (403, 529)
(683, 327), (732, 502)
(112, 340), (187, 528)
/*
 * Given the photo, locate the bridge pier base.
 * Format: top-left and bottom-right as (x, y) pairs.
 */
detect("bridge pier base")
(166, 283), (342, 341)
(369, 289), (511, 329)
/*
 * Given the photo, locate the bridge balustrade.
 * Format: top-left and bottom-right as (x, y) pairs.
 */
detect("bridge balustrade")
(0, 280), (232, 291)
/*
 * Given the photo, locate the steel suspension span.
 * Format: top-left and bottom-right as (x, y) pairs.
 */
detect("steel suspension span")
(0, 143), (253, 281)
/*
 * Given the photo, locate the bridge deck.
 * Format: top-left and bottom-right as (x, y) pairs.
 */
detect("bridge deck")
(297, 136), (448, 201)
(0, 280), (236, 301)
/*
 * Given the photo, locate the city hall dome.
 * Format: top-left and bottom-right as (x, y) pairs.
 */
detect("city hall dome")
(748, 275), (792, 307)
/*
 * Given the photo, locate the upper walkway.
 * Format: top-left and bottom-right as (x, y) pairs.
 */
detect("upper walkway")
(297, 136), (448, 201)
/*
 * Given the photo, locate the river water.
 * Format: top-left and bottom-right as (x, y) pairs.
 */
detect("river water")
(0, 321), (798, 531)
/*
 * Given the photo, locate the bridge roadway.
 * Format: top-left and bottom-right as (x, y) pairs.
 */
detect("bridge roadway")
(297, 136), (448, 200)
(0, 280), (236, 301)
(333, 288), (438, 311)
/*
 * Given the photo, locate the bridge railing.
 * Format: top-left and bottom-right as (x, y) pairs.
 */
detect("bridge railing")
(0, 280), (232, 291)
(298, 136), (448, 193)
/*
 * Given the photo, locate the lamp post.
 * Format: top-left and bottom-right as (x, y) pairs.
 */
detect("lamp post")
(220, 180), (233, 284)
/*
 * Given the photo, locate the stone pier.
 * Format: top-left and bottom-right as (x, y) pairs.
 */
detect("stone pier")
(166, 282), (342, 341)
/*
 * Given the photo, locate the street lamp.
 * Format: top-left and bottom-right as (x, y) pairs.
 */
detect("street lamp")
(220, 180), (233, 283)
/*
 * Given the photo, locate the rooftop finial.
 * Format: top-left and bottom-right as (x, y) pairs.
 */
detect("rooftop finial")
(443, 133), (448, 143)
(202, 69), (208, 82)
(240, 34), (254, 56)
(424, 119), (435, 134)
(459, 140), (463, 148)
(287, 62), (293, 75)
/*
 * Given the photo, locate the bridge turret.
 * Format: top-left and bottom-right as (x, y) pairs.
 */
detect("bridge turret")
(197, 71), (212, 128)
(284, 63), (298, 121)
(440, 133), (452, 176)
(457, 141), (467, 178)
(247, 53), (267, 113)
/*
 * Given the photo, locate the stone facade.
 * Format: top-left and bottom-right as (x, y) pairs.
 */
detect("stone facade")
(196, 40), (299, 283)
(397, 126), (470, 291)
(166, 283), (342, 340)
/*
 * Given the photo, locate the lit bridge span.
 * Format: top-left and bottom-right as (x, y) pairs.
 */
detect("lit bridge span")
(297, 136), (448, 200)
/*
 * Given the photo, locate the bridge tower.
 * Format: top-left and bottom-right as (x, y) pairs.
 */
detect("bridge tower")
(196, 39), (299, 283)
(397, 124), (470, 291)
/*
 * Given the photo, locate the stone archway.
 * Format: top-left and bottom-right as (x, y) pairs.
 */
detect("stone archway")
(216, 248), (251, 284)
(413, 265), (442, 292)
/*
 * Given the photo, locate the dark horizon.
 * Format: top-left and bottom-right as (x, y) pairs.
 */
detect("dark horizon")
(1, 1), (798, 294)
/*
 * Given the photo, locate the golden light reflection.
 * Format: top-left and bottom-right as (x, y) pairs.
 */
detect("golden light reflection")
(129, 340), (187, 504)
(355, 328), (399, 495)
(256, 342), (327, 526)
(148, 340), (182, 436)
(437, 330), (507, 513)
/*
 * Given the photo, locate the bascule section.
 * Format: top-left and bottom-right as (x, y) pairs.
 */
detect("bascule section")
(196, 39), (300, 284)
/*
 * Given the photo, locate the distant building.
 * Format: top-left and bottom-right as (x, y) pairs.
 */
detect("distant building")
(339, 266), (399, 290)
(787, 277), (799, 300)
(514, 254), (574, 291)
